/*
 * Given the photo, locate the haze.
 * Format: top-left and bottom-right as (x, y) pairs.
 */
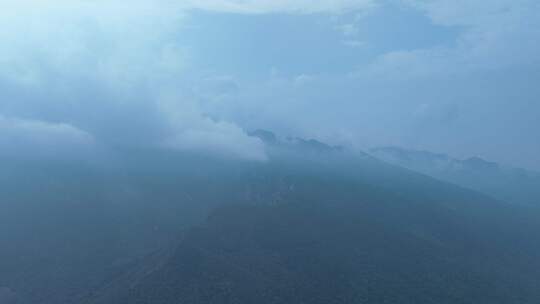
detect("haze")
(1, 0), (539, 168)
(1, 1), (540, 304)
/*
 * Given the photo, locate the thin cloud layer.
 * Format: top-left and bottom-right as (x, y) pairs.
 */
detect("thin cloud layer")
(0, 115), (95, 159)
(0, 0), (538, 168)
(370, 0), (540, 76)
(0, 0), (267, 161)
(184, 0), (374, 14)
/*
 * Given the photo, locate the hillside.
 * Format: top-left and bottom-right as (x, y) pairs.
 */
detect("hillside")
(370, 146), (540, 206)
(84, 145), (540, 304)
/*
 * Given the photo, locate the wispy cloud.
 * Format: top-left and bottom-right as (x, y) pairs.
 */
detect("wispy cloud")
(367, 0), (540, 76)
(0, 0), (268, 161)
(0, 115), (95, 159)
(0, 0), (539, 168)
(183, 0), (374, 14)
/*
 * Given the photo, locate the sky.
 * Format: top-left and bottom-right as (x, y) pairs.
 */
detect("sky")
(0, 0), (539, 169)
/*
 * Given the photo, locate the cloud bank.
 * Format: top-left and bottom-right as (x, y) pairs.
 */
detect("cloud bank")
(370, 0), (540, 76)
(0, 115), (95, 159)
(0, 0), (269, 161)
(184, 0), (374, 14)
(0, 0), (538, 168)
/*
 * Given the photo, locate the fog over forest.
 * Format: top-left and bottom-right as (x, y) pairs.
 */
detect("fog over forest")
(1, 1), (539, 303)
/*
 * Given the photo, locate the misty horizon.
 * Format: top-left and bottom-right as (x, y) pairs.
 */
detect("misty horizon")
(1, 0), (539, 169)
(1, 1), (540, 304)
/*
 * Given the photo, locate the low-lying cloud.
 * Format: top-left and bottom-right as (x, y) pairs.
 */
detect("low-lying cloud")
(0, 0), (269, 161)
(0, 0), (538, 168)
(0, 115), (95, 159)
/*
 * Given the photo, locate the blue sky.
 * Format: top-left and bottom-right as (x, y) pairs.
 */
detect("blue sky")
(0, 0), (539, 168)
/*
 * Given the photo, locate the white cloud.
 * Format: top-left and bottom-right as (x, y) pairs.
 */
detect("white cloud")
(336, 23), (360, 36)
(184, 0), (374, 14)
(1, 0), (373, 13)
(163, 120), (267, 161)
(0, 0), (270, 160)
(158, 97), (267, 161)
(0, 115), (93, 144)
(294, 74), (316, 86)
(0, 115), (95, 159)
(343, 40), (367, 48)
(0, 1), (189, 87)
(368, 0), (540, 77)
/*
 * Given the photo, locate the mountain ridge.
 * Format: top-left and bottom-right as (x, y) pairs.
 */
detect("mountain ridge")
(370, 146), (540, 206)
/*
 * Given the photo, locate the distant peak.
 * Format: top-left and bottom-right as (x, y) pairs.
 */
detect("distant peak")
(370, 146), (503, 172)
(248, 129), (277, 144)
(286, 137), (344, 153)
(462, 157), (499, 171)
(369, 146), (450, 162)
(248, 129), (344, 153)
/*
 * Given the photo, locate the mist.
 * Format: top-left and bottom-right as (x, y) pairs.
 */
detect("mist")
(1, 1), (540, 303)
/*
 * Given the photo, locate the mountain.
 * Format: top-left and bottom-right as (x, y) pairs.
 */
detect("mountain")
(370, 146), (540, 206)
(249, 129), (344, 153)
(114, 201), (540, 304)
(3, 141), (540, 303)
(84, 146), (540, 304)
